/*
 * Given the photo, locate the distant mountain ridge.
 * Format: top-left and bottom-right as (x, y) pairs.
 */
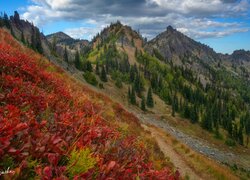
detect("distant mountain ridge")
(46, 31), (89, 48)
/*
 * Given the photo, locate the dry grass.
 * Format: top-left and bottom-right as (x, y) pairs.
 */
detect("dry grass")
(149, 125), (239, 180)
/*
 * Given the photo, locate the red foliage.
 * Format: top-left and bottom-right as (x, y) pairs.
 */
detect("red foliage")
(0, 29), (179, 179)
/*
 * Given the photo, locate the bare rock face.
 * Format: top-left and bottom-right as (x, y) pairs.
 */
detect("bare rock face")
(145, 26), (219, 63)
(230, 50), (250, 63)
(9, 12), (51, 58)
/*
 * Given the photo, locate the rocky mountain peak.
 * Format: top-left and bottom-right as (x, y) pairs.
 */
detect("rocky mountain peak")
(166, 25), (175, 33)
(145, 26), (218, 63)
(231, 49), (250, 62)
(46, 31), (73, 42)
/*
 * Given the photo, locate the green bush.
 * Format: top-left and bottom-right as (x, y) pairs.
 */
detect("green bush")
(225, 138), (236, 146)
(83, 72), (98, 86)
(115, 78), (123, 88)
(67, 148), (96, 178)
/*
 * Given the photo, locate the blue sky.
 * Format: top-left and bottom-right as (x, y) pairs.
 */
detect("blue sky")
(1, 0), (250, 54)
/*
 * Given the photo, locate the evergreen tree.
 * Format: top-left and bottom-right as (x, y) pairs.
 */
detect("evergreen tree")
(141, 96), (146, 111)
(128, 87), (131, 103)
(183, 100), (190, 119)
(171, 102), (175, 117)
(96, 61), (100, 75)
(86, 61), (93, 72)
(134, 74), (143, 96)
(171, 93), (178, 117)
(202, 108), (213, 131)
(146, 87), (154, 108)
(52, 36), (57, 52)
(238, 125), (244, 145)
(100, 65), (108, 82)
(130, 86), (136, 105)
(31, 30), (36, 50)
(129, 65), (136, 82)
(245, 111), (250, 146)
(74, 51), (81, 70)
(30, 26), (43, 54)
(64, 46), (69, 64)
(3, 12), (10, 29)
(233, 123), (238, 140)
(190, 104), (199, 123)
(21, 31), (25, 44)
(35, 28), (43, 54)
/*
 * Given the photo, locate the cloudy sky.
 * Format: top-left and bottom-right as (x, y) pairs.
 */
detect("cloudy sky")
(1, 0), (250, 53)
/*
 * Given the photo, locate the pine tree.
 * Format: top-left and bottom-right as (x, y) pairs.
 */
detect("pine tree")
(129, 65), (135, 82)
(202, 108), (213, 131)
(31, 30), (36, 50)
(128, 87), (131, 102)
(141, 96), (146, 111)
(130, 86), (136, 105)
(146, 87), (154, 108)
(238, 125), (244, 145)
(3, 12), (10, 29)
(245, 111), (250, 146)
(64, 46), (69, 64)
(171, 102), (175, 117)
(74, 51), (81, 70)
(52, 36), (57, 52)
(35, 28), (43, 54)
(96, 61), (100, 75)
(86, 61), (93, 72)
(134, 74), (143, 96)
(190, 104), (199, 123)
(100, 66), (107, 82)
(21, 31), (26, 44)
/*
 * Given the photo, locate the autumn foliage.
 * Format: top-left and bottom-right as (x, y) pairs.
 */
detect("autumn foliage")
(0, 29), (179, 179)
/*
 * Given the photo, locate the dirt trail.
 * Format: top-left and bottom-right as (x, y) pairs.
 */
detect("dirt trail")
(142, 124), (202, 180)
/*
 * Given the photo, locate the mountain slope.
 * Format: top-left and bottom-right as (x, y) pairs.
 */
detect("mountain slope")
(145, 26), (219, 63)
(0, 28), (178, 179)
(2, 12), (250, 178)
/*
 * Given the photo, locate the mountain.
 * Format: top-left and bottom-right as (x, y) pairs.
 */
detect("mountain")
(0, 27), (178, 179)
(46, 31), (89, 51)
(145, 26), (219, 63)
(90, 21), (144, 65)
(230, 50), (250, 63)
(1, 12), (250, 178)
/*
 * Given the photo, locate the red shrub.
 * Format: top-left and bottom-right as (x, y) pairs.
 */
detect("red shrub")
(0, 29), (179, 179)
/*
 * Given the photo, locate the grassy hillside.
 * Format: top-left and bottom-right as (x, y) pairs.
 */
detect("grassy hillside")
(0, 28), (179, 179)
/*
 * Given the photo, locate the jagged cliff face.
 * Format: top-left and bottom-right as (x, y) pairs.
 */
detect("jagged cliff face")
(9, 11), (52, 58)
(230, 50), (250, 63)
(145, 26), (219, 63)
(220, 50), (250, 79)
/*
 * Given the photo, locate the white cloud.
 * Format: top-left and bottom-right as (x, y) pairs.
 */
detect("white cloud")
(20, 0), (250, 40)
(64, 24), (107, 40)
